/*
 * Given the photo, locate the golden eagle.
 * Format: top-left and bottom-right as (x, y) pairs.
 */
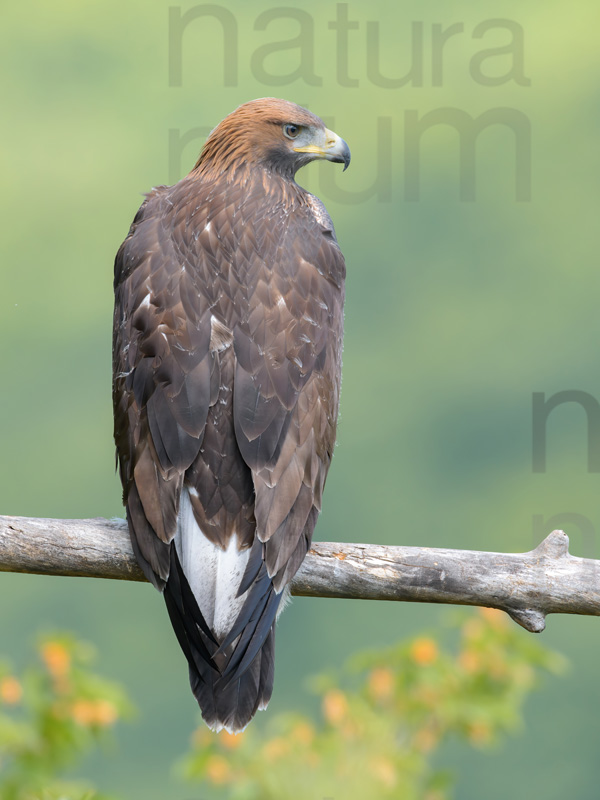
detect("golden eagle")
(113, 98), (350, 732)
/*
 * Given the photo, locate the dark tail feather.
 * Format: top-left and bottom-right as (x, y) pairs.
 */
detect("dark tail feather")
(163, 549), (218, 676)
(163, 543), (281, 733)
(195, 627), (276, 732)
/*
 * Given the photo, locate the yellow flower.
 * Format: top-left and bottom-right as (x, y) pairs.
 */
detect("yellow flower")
(479, 607), (507, 629)
(322, 689), (348, 725)
(205, 754), (232, 784)
(468, 720), (493, 745)
(41, 642), (71, 680)
(414, 726), (439, 753)
(291, 720), (315, 745)
(370, 756), (397, 788)
(410, 637), (438, 666)
(71, 699), (97, 726)
(368, 667), (395, 701)
(459, 650), (481, 674)
(262, 737), (290, 762)
(192, 726), (212, 749)
(0, 676), (22, 705)
(70, 698), (118, 727)
(463, 619), (484, 641)
(93, 699), (119, 726)
(425, 790), (446, 800)
(220, 729), (244, 750)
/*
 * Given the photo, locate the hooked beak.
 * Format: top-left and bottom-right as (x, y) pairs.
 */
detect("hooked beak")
(293, 127), (351, 171)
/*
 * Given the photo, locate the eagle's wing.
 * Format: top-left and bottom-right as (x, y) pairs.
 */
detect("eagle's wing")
(112, 188), (217, 588)
(234, 201), (345, 586)
(217, 198), (345, 678)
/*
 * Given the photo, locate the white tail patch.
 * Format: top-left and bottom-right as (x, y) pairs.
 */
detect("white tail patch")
(174, 488), (250, 639)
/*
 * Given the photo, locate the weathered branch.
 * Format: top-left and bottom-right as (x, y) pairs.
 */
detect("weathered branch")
(1, 514), (599, 633)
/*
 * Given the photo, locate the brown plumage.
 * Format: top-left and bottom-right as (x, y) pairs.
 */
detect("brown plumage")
(112, 98), (350, 732)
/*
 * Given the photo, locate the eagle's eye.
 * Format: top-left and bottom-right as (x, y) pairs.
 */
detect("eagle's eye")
(283, 123), (301, 139)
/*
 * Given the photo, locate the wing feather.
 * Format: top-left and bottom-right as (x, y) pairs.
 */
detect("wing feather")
(113, 186), (214, 585)
(232, 204), (345, 591)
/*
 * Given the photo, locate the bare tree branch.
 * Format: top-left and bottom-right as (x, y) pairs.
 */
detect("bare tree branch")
(1, 514), (599, 634)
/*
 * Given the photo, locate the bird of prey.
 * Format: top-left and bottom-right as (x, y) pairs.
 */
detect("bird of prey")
(112, 98), (350, 733)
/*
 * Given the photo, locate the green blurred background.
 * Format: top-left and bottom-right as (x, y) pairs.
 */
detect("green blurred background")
(1, 0), (599, 796)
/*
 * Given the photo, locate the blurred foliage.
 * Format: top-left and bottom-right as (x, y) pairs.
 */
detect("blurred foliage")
(0, 634), (133, 800)
(180, 608), (566, 800)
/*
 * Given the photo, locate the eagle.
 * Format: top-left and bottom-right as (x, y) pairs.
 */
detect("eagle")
(112, 98), (350, 733)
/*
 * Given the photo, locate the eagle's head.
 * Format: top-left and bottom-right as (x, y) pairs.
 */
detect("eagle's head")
(195, 98), (351, 180)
